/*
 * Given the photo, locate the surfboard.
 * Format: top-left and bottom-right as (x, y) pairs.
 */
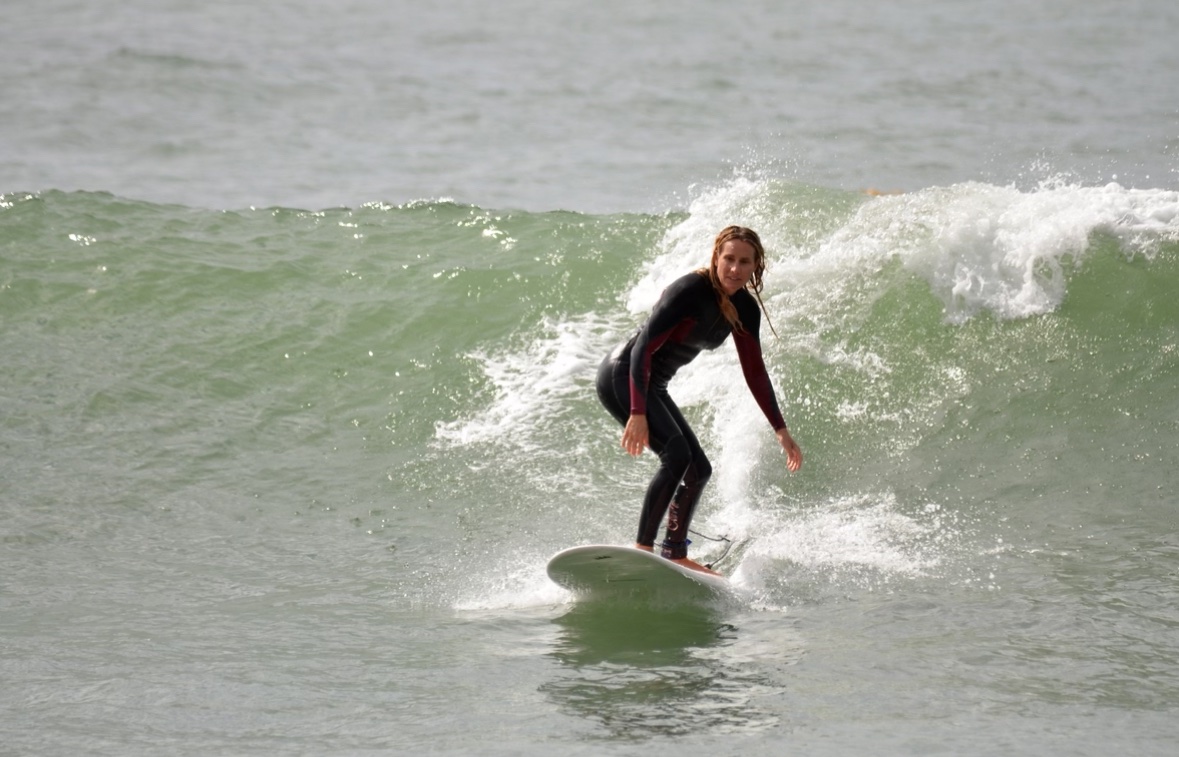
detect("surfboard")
(546, 544), (729, 603)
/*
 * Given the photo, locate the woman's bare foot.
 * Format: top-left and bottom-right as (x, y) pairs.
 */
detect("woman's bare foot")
(633, 544), (720, 576)
(669, 557), (722, 577)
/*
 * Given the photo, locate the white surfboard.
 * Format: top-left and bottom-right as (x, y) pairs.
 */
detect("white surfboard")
(546, 544), (729, 602)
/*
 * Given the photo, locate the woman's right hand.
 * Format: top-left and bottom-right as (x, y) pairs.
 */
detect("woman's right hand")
(776, 427), (803, 472)
(622, 414), (649, 456)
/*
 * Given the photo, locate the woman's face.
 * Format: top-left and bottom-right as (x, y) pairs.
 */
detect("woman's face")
(715, 239), (757, 295)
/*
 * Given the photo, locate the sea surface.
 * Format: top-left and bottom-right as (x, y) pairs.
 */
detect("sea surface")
(3, 1), (1179, 755)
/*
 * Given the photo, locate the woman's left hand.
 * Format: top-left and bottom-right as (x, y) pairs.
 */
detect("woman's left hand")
(622, 414), (650, 457)
(776, 428), (803, 472)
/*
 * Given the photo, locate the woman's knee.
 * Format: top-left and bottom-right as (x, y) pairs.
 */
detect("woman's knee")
(658, 434), (693, 476)
(660, 436), (712, 484)
(690, 454), (713, 486)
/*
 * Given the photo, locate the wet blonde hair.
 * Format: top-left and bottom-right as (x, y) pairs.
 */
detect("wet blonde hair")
(697, 225), (778, 338)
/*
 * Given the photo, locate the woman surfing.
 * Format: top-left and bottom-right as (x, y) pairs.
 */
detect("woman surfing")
(596, 226), (803, 574)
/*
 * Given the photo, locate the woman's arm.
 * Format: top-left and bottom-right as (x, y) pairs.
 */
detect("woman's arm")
(733, 329), (802, 472)
(732, 329), (787, 431)
(626, 274), (703, 415)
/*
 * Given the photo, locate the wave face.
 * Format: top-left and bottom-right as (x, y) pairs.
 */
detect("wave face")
(4, 180), (1177, 602)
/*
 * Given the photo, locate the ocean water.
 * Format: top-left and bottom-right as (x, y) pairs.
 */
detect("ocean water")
(3, 1), (1179, 755)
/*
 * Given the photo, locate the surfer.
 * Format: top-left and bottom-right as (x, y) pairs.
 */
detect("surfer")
(596, 225), (802, 575)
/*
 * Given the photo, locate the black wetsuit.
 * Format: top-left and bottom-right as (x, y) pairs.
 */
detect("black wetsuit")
(596, 272), (786, 559)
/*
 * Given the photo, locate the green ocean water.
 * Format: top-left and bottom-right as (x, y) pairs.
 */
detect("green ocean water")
(3, 179), (1179, 753)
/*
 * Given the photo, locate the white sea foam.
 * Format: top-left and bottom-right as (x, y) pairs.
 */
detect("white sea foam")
(434, 312), (624, 452)
(750, 493), (943, 575)
(847, 180), (1179, 322)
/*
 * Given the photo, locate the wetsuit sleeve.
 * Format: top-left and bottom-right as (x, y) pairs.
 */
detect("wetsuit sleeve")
(627, 323), (670, 416)
(733, 320), (788, 431)
(628, 277), (700, 415)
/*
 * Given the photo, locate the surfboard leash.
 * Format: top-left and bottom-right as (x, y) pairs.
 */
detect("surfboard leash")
(689, 528), (737, 570)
